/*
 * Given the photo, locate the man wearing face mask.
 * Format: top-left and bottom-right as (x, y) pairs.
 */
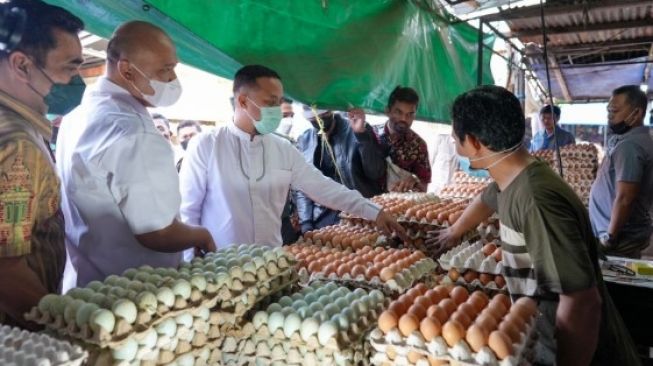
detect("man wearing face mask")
(589, 85), (653, 259)
(56, 21), (215, 288)
(180, 65), (406, 247)
(294, 106), (386, 232)
(0, 0), (84, 327)
(275, 97), (294, 137)
(428, 85), (638, 366)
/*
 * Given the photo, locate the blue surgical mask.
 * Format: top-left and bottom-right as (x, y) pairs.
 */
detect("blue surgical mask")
(458, 142), (522, 177)
(245, 97), (283, 135)
(459, 155), (490, 178)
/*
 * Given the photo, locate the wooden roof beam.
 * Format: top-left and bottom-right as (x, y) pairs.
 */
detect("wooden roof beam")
(481, 0), (652, 22)
(547, 56), (572, 102)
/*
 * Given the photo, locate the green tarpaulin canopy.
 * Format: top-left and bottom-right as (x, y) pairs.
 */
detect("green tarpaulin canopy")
(45, 0), (494, 122)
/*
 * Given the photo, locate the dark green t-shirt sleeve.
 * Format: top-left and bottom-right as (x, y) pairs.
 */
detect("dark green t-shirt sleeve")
(522, 202), (596, 294)
(480, 182), (499, 212)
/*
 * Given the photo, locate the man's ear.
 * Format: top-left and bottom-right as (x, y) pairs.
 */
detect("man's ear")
(236, 93), (248, 109)
(8, 51), (32, 83)
(465, 134), (483, 151)
(117, 60), (134, 81)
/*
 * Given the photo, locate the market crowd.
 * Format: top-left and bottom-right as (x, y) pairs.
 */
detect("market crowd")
(0, 1), (651, 365)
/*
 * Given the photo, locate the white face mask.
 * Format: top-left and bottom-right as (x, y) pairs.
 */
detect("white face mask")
(130, 64), (182, 107)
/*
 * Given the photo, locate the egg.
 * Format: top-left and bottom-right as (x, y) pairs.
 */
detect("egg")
(380, 267), (396, 282)
(351, 264), (366, 278)
(492, 293), (511, 310)
(514, 296), (537, 317)
(503, 312), (526, 332)
(378, 310), (399, 334)
(475, 312), (498, 333)
(482, 243), (497, 256)
(450, 286), (469, 305)
(492, 248), (503, 262)
(318, 321), (339, 346)
(479, 273), (493, 286)
(495, 275), (506, 288)
(510, 302), (533, 323)
(415, 296), (432, 313)
(419, 316), (442, 341)
(448, 268), (460, 281)
(450, 310), (471, 328)
(434, 285), (450, 300)
(438, 298), (457, 317)
(398, 313), (420, 336)
(485, 301), (506, 321)
(467, 295), (487, 313)
(427, 305), (449, 324)
(336, 264), (350, 277)
(406, 288), (422, 301)
(488, 330), (513, 360)
(408, 303), (426, 319)
(425, 289), (442, 305)
(462, 271), (478, 283)
(465, 324), (488, 352)
(442, 320), (465, 347)
(389, 301), (406, 316)
(499, 320), (521, 343)
(365, 266), (379, 280)
(458, 302), (477, 320)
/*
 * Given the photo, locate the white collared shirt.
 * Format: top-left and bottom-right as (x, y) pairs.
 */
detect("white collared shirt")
(57, 77), (182, 289)
(179, 122), (381, 248)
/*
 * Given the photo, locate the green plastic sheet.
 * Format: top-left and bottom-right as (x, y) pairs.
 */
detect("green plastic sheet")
(45, 0), (493, 122)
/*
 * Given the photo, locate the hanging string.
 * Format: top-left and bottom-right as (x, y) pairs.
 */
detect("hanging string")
(311, 105), (345, 183)
(539, 0), (564, 177)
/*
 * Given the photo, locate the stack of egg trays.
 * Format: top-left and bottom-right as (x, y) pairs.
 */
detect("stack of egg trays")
(221, 283), (387, 366)
(0, 324), (88, 366)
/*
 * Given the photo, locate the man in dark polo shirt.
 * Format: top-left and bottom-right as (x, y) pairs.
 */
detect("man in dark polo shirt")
(590, 85), (653, 259)
(429, 86), (639, 365)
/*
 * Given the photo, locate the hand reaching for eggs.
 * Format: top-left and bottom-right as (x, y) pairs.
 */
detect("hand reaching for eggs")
(375, 209), (409, 242)
(425, 227), (461, 257)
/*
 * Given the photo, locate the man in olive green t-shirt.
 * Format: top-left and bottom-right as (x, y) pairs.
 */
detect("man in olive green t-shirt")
(429, 86), (639, 366)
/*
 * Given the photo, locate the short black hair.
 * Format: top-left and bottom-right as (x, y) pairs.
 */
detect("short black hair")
(177, 120), (202, 133)
(1, 0), (84, 67)
(387, 86), (419, 110)
(282, 97), (293, 104)
(233, 65), (281, 94)
(151, 113), (169, 128)
(613, 85), (648, 112)
(452, 85), (525, 151)
(539, 104), (561, 118)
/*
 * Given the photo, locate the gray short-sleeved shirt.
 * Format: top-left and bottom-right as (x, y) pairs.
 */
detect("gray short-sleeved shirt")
(589, 126), (653, 242)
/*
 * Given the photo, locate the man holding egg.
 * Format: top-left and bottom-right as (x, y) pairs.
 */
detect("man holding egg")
(429, 86), (638, 365)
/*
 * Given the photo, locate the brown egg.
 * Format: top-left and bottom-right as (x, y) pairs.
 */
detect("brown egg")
(503, 312), (526, 333)
(510, 302), (533, 323)
(427, 305), (449, 324)
(439, 298), (457, 317)
(350, 264), (366, 277)
(467, 294), (488, 313)
(442, 320), (465, 347)
(479, 273), (493, 286)
(463, 270), (479, 283)
(492, 248), (503, 262)
(365, 266), (379, 280)
(434, 285), (450, 300)
(492, 293), (511, 310)
(386, 345), (397, 360)
(514, 296), (538, 317)
(388, 301), (405, 317)
(408, 304), (427, 320)
(482, 243), (497, 256)
(488, 330), (513, 360)
(451, 310), (471, 328)
(322, 263), (337, 275)
(420, 316), (442, 341)
(475, 312), (498, 333)
(448, 211), (463, 225)
(486, 301), (507, 320)
(458, 302), (477, 320)
(499, 320), (521, 343)
(415, 296), (432, 311)
(379, 267), (396, 282)
(426, 210), (439, 222)
(408, 351), (425, 364)
(427, 356), (448, 366)
(465, 324), (488, 352)
(308, 261), (323, 273)
(495, 275), (506, 288)
(336, 263), (350, 277)
(378, 310), (399, 334)
(399, 313), (420, 336)
(425, 289), (442, 305)
(450, 286), (469, 305)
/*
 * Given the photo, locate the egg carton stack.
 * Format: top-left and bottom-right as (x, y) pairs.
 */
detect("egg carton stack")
(290, 245), (438, 296)
(0, 324), (88, 366)
(369, 285), (538, 366)
(439, 241), (507, 291)
(299, 224), (386, 251)
(532, 144), (599, 206)
(340, 193), (441, 226)
(25, 245), (297, 365)
(477, 217), (500, 241)
(221, 283), (387, 366)
(399, 199), (470, 230)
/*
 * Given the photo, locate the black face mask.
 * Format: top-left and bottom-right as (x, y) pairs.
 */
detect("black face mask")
(181, 140), (189, 150)
(609, 121), (632, 135)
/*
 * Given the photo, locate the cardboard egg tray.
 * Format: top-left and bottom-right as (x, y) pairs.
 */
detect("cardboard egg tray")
(0, 324), (88, 366)
(368, 315), (537, 366)
(298, 226), (388, 251)
(439, 241), (503, 275)
(304, 258), (438, 297)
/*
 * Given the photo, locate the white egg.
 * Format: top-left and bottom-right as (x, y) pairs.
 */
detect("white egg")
(291, 293), (304, 301)
(297, 306), (313, 319)
(278, 296), (293, 307)
(345, 293), (358, 304)
(253, 311), (268, 329)
(353, 288), (367, 299)
(309, 302), (324, 314)
(281, 307), (295, 316)
(292, 300), (308, 311)
(324, 283), (338, 292)
(324, 304), (340, 318)
(331, 314), (350, 331)
(268, 312), (285, 333)
(318, 295), (332, 307)
(283, 313), (302, 337)
(335, 298), (349, 310)
(111, 338), (138, 361)
(369, 290), (384, 303)
(88, 308), (115, 333)
(300, 317), (320, 342)
(303, 293), (318, 304)
(318, 321), (339, 346)
(267, 303), (283, 314)
(339, 307), (354, 323)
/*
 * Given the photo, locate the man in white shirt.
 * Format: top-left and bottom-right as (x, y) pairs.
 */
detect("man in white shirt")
(180, 65), (405, 247)
(57, 21), (215, 288)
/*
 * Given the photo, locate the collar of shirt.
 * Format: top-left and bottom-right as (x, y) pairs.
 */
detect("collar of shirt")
(88, 76), (150, 118)
(607, 125), (649, 152)
(0, 89), (52, 140)
(227, 120), (265, 145)
(544, 126), (563, 138)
